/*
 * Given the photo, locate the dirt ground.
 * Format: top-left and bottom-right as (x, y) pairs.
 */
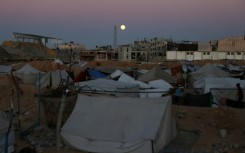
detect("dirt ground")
(1, 60), (245, 153)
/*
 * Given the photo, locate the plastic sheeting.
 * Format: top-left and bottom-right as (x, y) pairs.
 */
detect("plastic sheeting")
(61, 94), (176, 153)
(137, 66), (176, 84)
(74, 78), (140, 97)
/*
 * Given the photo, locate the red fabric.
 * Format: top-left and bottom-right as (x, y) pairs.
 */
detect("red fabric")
(73, 70), (87, 82)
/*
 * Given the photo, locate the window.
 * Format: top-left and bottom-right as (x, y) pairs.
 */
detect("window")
(231, 53), (234, 55)
(203, 52), (206, 55)
(187, 52), (189, 55)
(207, 52), (210, 55)
(190, 52), (193, 55)
(237, 52), (241, 55)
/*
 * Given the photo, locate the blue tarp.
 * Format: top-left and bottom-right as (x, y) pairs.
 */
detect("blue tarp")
(86, 69), (107, 79)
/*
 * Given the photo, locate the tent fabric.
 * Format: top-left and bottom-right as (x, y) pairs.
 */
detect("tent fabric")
(204, 78), (245, 94)
(137, 66), (176, 84)
(74, 78), (140, 97)
(95, 67), (132, 74)
(118, 73), (150, 89)
(148, 79), (173, 91)
(139, 88), (167, 98)
(37, 70), (73, 89)
(109, 69), (124, 79)
(15, 64), (44, 75)
(0, 65), (12, 73)
(61, 94), (176, 153)
(86, 69), (107, 80)
(191, 64), (232, 89)
(185, 92), (211, 107)
(226, 99), (244, 109)
(191, 63), (231, 88)
(201, 78), (245, 106)
(14, 64), (45, 84)
(73, 70), (87, 82)
(0, 111), (15, 153)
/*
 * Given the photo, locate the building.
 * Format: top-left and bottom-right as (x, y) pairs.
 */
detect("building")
(118, 44), (132, 61)
(58, 42), (85, 62)
(132, 39), (150, 62)
(150, 37), (172, 61)
(166, 36), (245, 61)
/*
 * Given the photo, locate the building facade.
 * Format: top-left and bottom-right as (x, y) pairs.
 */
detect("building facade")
(166, 36), (245, 61)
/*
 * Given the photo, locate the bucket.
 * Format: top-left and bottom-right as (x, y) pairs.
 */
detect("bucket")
(219, 129), (227, 138)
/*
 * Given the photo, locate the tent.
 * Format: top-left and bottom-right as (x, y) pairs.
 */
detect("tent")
(0, 65), (12, 74)
(0, 111), (15, 153)
(137, 79), (173, 98)
(86, 69), (107, 80)
(137, 66), (176, 84)
(204, 78), (245, 105)
(118, 73), (150, 89)
(14, 64), (45, 84)
(191, 63), (231, 89)
(61, 94), (176, 153)
(36, 70), (73, 89)
(74, 78), (140, 97)
(185, 92), (211, 107)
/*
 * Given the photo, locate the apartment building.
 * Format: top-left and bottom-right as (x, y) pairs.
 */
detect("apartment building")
(150, 37), (172, 61)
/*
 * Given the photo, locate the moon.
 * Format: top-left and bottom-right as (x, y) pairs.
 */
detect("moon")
(120, 25), (126, 30)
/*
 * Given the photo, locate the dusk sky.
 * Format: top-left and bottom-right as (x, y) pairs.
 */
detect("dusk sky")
(0, 0), (245, 49)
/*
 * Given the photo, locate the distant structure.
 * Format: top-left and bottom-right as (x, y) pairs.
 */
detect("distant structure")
(58, 42), (85, 63)
(0, 32), (61, 61)
(113, 26), (117, 49)
(166, 36), (245, 61)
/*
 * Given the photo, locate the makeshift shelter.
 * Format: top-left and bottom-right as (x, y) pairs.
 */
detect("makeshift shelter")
(0, 111), (15, 153)
(190, 63), (231, 89)
(86, 68), (107, 80)
(36, 70), (73, 89)
(185, 92), (211, 107)
(0, 65), (12, 74)
(74, 78), (140, 97)
(204, 78), (245, 105)
(118, 73), (150, 89)
(61, 94), (176, 153)
(14, 64), (45, 84)
(137, 66), (176, 84)
(137, 79), (173, 98)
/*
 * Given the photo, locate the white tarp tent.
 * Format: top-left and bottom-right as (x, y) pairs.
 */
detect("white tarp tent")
(203, 78), (245, 105)
(74, 78), (140, 97)
(36, 70), (72, 89)
(191, 63), (231, 89)
(61, 94), (176, 153)
(14, 64), (45, 84)
(118, 73), (150, 89)
(138, 79), (173, 98)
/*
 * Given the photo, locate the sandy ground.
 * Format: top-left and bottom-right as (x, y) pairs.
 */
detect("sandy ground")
(1, 60), (245, 153)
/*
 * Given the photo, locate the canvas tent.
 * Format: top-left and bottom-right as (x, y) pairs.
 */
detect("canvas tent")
(203, 78), (245, 105)
(36, 70), (73, 89)
(138, 79), (173, 98)
(137, 66), (176, 84)
(191, 63), (231, 89)
(14, 64), (45, 84)
(74, 78), (140, 97)
(118, 72), (150, 89)
(61, 94), (176, 153)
